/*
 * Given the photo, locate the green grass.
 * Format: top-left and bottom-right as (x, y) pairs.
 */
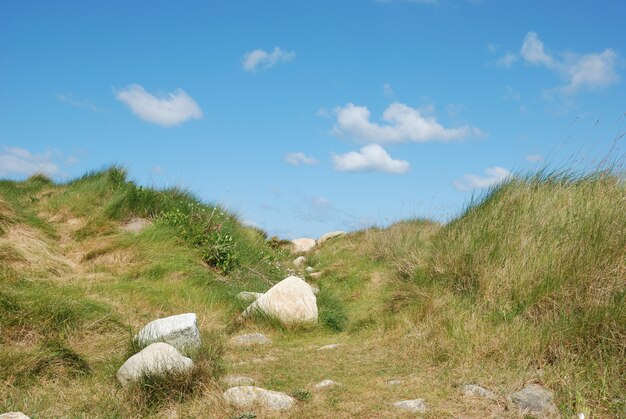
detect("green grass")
(0, 165), (624, 417)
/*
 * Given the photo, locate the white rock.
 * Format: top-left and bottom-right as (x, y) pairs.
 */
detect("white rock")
(388, 379), (402, 386)
(222, 374), (255, 387)
(317, 230), (346, 245)
(116, 342), (193, 386)
(393, 399), (427, 413)
(0, 413), (31, 419)
(243, 276), (318, 324)
(509, 384), (558, 416)
(308, 283), (320, 295)
(134, 313), (201, 352)
(317, 343), (341, 350)
(462, 383), (496, 399)
(315, 379), (339, 389)
(223, 386), (295, 411)
(305, 266), (315, 273)
(293, 256), (307, 268)
(237, 291), (264, 302)
(291, 238), (316, 253)
(229, 333), (271, 346)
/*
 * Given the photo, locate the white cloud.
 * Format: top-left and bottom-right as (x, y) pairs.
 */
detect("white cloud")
(58, 93), (101, 112)
(498, 32), (619, 94)
(453, 166), (511, 192)
(332, 102), (481, 144)
(0, 147), (60, 177)
(526, 154), (544, 163)
(332, 144), (409, 174)
(284, 152), (319, 166)
(115, 84), (202, 127)
(242, 47), (295, 72)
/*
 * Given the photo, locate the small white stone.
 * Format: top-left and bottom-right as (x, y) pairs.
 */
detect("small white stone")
(393, 399), (427, 413)
(315, 379), (339, 389)
(305, 266), (315, 273)
(134, 313), (201, 352)
(317, 343), (342, 350)
(0, 413), (31, 419)
(223, 386), (295, 411)
(293, 256), (307, 268)
(387, 379), (402, 386)
(229, 333), (272, 346)
(116, 342), (193, 386)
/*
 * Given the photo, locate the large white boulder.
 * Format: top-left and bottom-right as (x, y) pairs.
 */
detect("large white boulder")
(223, 386), (295, 411)
(0, 414), (31, 419)
(116, 342), (193, 385)
(243, 276), (318, 324)
(134, 313), (201, 352)
(317, 230), (346, 245)
(291, 238), (316, 253)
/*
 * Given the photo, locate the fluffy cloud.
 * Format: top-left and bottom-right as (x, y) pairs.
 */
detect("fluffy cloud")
(0, 147), (60, 177)
(284, 152), (319, 166)
(453, 166), (511, 192)
(332, 144), (409, 174)
(499, 32), (619, 94)
(115, 84), (202, 127)
(332, 102), (481, 144)
(242, 47), (296, 72)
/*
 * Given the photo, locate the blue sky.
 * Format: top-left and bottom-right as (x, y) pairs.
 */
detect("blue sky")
(1, 0), (624, 239)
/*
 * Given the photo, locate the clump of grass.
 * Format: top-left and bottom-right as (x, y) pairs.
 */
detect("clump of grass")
(317, 290), (348, 332)
(291, 389), (312, 401)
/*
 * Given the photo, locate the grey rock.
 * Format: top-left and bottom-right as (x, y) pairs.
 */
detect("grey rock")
(509, 384), (558, 416)
(393, 399), (427, 413)
(116, 342), (193, 386)
(317, 343), (341, 350)
(223, 386), (295, 411)
(243, 276), (318, 324)
(317, 230), (346, 245)
(315, 379), (339, 389)
(291, 238), (316, 253)
(293, 256), (307, 268)
(134, 313), (201, 352)
(237, 291), (264, 302)
(462, 383), (496, 399)
(0, 414), (31, 419)
(229, 333), (272, 346)
(222, 374), (255, 387)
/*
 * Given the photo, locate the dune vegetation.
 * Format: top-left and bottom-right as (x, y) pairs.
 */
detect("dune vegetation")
(0, 166), (624, 417)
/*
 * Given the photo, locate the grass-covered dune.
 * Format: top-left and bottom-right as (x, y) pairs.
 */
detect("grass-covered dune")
(0, 166), (624, 417)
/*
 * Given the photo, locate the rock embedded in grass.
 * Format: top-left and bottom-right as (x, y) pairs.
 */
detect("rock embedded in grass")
(305, 266), (315, 273)
(222, 374), (255, 387)
(0, 413), (31, 419)
(229, 332), (272, 346)
(317, 230), (346, 245)
(116, 342), (193, 386)
(315, 379), (339, 389)
(393, 399), (427, 413)
(293, 256), (306, 267)
(509, 384), (558, 416)
(243, 276), (318, 324)
(387, 379), (402, 386)
(237, 291), (264, 302)
(223, 386), (295, 411)
(291, 238), (316, 253)
(462, 383), (497, 399)
(134, 313), (201, 352)
(317, 343), (342, 350)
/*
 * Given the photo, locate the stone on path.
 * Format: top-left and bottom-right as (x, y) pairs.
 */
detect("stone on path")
(0, 414), (31, 419)
(317, 343), (341, 350)
(122, 217), (152, 234)
(291, 238), (316, 253)
(315, 379), (339, 389)
(462, 383), (497, 399)
(317, 230), (346, 245)
(243, 276), (318, 324)
(134, 313), (201, 352)
(223, 386), (295, 411)
(237, 291), (264, 302)
(393, 399), (427, 413)
(116, 342), (193, 386)
(229, 333), (272, 346)
(293, 256), (307, 268)
(222, 374), (255, 387)
(509, 384), (558, 416)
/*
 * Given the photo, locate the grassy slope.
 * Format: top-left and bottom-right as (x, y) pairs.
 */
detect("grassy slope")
(1, 168), (624, 418)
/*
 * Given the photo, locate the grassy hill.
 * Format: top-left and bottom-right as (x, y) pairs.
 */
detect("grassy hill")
(1, 167), (624, 417)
